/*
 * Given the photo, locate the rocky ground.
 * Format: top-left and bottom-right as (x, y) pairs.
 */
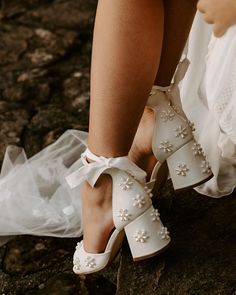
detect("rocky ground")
(0, 1), (235, 294)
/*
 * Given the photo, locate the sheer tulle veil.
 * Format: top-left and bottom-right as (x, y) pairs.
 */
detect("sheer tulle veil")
(0, 130), (88, 245)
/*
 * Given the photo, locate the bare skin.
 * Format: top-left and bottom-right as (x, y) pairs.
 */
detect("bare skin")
(88, 0), (164, 157)
(155, 0), (198, 86)
(197, 0), (236, 37)
(82, 0), (198, 254)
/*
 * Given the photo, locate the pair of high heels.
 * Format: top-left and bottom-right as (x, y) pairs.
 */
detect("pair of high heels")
(66, 58), (213, 275)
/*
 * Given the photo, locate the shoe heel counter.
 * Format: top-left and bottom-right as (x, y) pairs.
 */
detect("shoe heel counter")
(111, 170), (152, 231)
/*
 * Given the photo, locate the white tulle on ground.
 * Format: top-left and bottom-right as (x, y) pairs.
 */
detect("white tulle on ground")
(181, 12), (236, 198)
(0, 130), (88, 245)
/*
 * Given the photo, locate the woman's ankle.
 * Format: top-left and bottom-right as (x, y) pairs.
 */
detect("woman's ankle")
(82, 174), (112, 207)
(129, 107), (157, 177)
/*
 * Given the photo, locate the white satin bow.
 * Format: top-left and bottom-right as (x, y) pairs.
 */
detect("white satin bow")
(66, 152), (147, 188)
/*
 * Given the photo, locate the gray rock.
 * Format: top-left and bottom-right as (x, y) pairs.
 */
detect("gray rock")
(23, 104), (88, 156)
(28, 0), (97, 31)
(0, 25), (32, 65)
(0, 107), (29, 161)
(1, 236), (119, 295)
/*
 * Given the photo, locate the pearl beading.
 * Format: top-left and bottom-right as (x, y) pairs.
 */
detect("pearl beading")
(132, 194), (146, 208)
(150, 208), (160, 222)
(85, 256), (96, 268)
(159, 140), (174, 153)
(175, 125), (188, 139)
(119, 177), (133, 190)
(160, 109), (175, 122)
(192, 142), (204, 156)
(73, 257), (81, 270)
(158, 227), (170, 240)
(201, 160), (212, 174)
(118, 209), (131, 221)
(175, 163), (189, 176)
(133, 229), (149, 243)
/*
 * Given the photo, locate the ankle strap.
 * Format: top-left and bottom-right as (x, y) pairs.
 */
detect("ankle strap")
(173, 57), (190, 84)
(81, 148), (100, 163)
(66, 148), (147, 188)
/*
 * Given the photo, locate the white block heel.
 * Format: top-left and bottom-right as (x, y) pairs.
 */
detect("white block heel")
(66, 148), (170, 275)
(147, 58), (213, 192)
(166, 140), (213, 191)
(124, 206), (171, 261)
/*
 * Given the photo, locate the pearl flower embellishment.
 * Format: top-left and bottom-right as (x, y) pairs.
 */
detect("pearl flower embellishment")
(73, 257), (81, 271)
(119, 177), (133, 190)
(201, 160), (211, 174)
(192, 142), (204, 156)
(169, 103), (181, 115)
(85, 256), (96, 268)
(132, 194), (146, 208)
(159, 140), (173, 153)
(150, 208), (160, 222)
(118, 209), (131, 221)
(187, 120), (196, 132)
(175, 163), (189, 176)
(158, 227), (170, 240)
(160, 110), (175, 122)
(133, 229), (149, 243)
(75, 241), (81, 250)
(175, 125), (188, 139)
(145, 186), (153, 198)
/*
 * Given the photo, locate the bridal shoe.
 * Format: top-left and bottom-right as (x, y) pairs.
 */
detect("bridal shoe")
(66, 148), (171, 274)
(147, 58), (213, 192)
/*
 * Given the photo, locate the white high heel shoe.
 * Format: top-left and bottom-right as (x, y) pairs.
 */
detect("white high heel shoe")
(66, 148), (171, 275)
(147, 58), (213, 192)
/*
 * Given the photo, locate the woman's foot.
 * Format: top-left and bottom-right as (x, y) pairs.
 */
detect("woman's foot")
(82, 107), (157, 253)
(82, 175), (114, 253)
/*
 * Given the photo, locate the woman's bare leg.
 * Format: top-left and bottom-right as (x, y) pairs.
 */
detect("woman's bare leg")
(88, 0), (164, 156)
(155, 0), (198, 86)
(83, 0), (164, 253)
(130, 0), (198, 175)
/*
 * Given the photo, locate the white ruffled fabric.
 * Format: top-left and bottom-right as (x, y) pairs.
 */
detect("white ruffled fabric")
(181, 12), (236, 197)
(0, 130), (88, 245)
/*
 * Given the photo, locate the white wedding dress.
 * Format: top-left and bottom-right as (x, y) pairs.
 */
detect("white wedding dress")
(181, 12), (236, 198)
(0, 12), (235, 245)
